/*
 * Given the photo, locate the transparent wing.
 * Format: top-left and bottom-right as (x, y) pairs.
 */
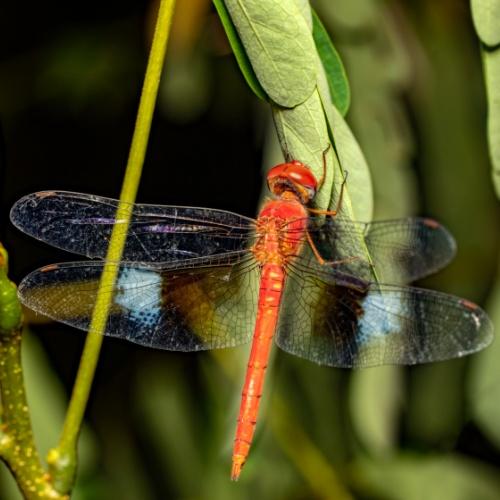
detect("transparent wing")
(303, 216), (456, 284)
(18, 253), (259, 351)
(275, 263), (493, 367)
(10, 191), (255, 261)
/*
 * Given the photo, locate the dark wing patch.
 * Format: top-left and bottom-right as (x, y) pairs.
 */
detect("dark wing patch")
(18, 253), (259, 351)
(275, 264), (492, 367)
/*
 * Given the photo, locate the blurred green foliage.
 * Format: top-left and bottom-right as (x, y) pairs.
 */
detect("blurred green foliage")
(0, 0), (499, 498)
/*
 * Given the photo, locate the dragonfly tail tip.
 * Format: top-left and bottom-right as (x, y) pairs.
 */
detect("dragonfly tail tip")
(230, 459), (243, 481)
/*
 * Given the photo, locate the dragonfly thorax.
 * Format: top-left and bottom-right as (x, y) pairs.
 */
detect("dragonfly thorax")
(267, 160), (317, 205)
(253, 198), (308, 266)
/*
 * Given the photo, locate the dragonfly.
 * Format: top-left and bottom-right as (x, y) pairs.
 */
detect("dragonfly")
(10, 160), (493, 480)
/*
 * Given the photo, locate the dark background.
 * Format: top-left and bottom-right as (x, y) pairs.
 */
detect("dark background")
(1, 0), (499, 498)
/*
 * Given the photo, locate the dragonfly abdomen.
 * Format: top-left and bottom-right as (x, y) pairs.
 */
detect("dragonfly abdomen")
(231, 264), (285, 480)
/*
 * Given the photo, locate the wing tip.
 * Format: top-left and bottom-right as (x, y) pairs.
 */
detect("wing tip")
(10, 191), (61, 232)
(422, 216), (457, 250)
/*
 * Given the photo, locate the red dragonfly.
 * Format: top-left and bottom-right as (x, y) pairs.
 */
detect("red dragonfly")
(10, 160), (493, 479)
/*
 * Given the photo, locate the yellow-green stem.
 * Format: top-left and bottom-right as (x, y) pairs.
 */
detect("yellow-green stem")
(0, 330), (66, 499)
(49, 0), (177, 493)
(0, 244), (65, 498)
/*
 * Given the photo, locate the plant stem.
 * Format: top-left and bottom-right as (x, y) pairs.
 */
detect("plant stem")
(0, 244), (65, 499)
(48, 0), (177, 493)
(0, 330), (65, 499)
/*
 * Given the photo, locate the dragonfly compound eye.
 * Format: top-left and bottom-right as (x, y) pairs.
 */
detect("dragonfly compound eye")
(267, 160), (318, 204)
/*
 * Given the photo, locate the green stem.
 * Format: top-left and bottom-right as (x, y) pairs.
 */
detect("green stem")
(48, 0), (177, 493)
(0, 244), (65, 499)
(0, 330), (65, 499)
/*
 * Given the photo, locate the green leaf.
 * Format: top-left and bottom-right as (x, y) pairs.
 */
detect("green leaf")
(312, 9), (351, 116)
(223, 0), (317, 107)
(352, 454), (500, 500)
(314, 0), (416, 220)
(270, 40), (374, 277)
(257, 0), (374, 276)
(473, 0), (500, 198)
(271, 89), (335, 209)
(295, 0), (313, 28)
(471, 0), (500, 47)
(212, 0), (267, 101)
(469, 260), (500, 446)
(271, 71), (373, 222)
(314, 62), (373, 221)
(272, 81), (375, 291)
(482, 47), (500, 198)
(325, 101), (374, 221)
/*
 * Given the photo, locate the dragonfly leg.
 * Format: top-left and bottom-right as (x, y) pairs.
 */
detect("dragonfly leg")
(309, 171), (348, 217)
(322, 255), (362, 267)
(306, 230), (327, 265)
(306, 230), (361, 267)
(316, 143), (332, 190)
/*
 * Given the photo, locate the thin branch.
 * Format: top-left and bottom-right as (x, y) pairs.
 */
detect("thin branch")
(0, 244), (65, 499)
(47, 0), (177, 493)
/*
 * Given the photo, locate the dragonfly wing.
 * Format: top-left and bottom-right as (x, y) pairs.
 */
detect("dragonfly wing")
(307, 216), (456, 283)
(276, 266), (493, 367)
(18, 253), (259, 351)
(10, 191), (255, 261)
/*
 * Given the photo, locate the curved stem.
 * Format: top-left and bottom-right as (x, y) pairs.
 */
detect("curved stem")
(49, 0), (177, 493)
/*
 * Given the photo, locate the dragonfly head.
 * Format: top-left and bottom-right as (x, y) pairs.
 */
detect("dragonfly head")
(267, 160), (318, 204)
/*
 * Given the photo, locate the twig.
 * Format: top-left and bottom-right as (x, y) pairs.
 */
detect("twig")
(0, 244), (65, 499)
(47, 0), (177, 493)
